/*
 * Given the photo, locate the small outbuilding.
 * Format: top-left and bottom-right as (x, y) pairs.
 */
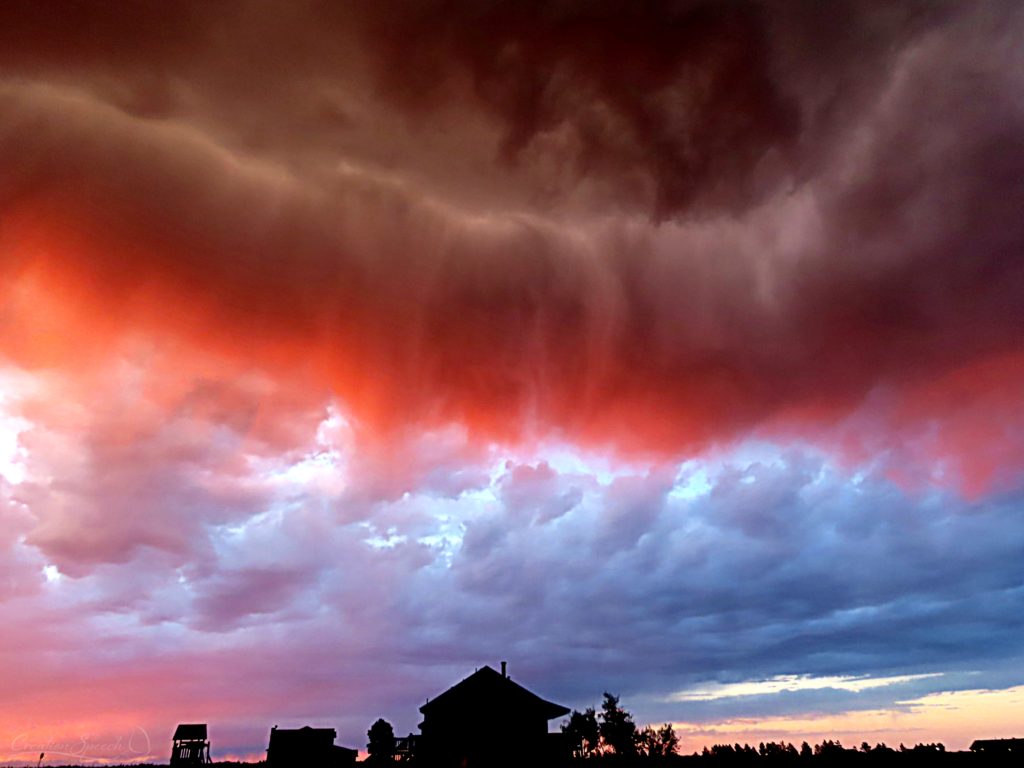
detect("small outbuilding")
(266, 725), (357, 768)
(170, 724), (211, 766)
(970, 738), (1024, 753)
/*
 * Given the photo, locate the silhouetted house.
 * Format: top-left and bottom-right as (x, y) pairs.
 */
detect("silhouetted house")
(970, 738), (1024, 754)
(266, 725), (357, 768)
(170, 724), (211, 766)
(418, 663), (570, 768)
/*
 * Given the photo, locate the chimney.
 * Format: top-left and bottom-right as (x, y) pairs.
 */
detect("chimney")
(501, 661), (507, 678)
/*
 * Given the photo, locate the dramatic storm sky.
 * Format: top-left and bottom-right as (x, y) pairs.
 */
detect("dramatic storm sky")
(1, 0), (1023, 761)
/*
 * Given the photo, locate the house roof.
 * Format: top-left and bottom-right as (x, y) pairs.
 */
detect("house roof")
(420, 665), (569, 721)
(173, 724), (208, 741)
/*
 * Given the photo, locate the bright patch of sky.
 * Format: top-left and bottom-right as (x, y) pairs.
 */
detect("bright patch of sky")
(264, 403), (350, 495)
(362, 521), (408, 549)
(670, 461), (713, 500)
(0, 367), (35, 485)
(532, 442), (653, 483)
(417, 518), (469, 567)
(670, 673), (945, 702)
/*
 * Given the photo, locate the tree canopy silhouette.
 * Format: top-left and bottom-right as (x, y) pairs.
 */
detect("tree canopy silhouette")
(637, 723), (679, 758)
(563, 707), (600, 758)
(599, 692), (638, 757)
(366, 718), (396, 764)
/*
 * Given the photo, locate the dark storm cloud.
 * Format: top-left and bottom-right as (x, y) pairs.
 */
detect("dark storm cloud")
(355, 0), (808, 217)
(0, 1), (1022, 469)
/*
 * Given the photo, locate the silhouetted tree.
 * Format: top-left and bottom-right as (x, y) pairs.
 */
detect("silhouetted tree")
(636, 724), (678, 758)
(758, 741), (798, 760)
(637, 726), (658, 757)
(656, 723), (679, 757)
(599, 692), (637, 756)
(366, 718), (396, 764)
(814, 740), (846, 758)
(563, 707), (600, 759)
(799, 742), (812, 759)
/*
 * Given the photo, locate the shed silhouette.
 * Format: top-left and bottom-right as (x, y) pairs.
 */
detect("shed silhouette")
(418, 663), (569, 767)
(970, 738), (1024, 754)
(170, 724), (211, 766)
(266, 725), (357, 768)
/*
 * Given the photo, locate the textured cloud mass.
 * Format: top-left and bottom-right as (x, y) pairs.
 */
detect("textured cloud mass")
(1, 0), (1023, 761)
(1, 0), (1022, 463)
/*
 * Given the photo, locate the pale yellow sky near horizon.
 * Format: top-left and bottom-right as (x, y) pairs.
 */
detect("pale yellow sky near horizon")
(672, 684), (1024, 754)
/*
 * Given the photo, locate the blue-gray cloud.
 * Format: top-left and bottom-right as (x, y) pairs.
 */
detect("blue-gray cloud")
(5, 379), (1024, 753)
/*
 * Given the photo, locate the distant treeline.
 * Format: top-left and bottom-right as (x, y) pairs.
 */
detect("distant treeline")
(555, 744), (1008, 767)
(679, 741), (976, 764)
(549, 694), (1001, 766)
(551, 750), (1003, 768)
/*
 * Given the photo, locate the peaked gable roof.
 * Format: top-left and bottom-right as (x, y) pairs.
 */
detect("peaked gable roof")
(420, 665), (569, 721)
(173, 724), (208, 741)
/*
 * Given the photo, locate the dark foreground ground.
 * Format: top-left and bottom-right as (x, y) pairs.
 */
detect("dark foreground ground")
(5, 754), (1022, 768)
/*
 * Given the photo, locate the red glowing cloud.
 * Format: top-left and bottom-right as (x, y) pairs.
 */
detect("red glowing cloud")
(3, 5), (1024, 492)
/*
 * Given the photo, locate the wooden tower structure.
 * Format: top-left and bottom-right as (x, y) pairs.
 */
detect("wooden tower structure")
(170, 723), (212, 766)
